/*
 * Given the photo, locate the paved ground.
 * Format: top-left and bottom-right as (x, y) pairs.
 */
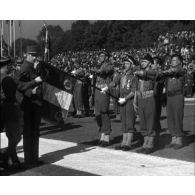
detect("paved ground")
(0, 99), (194, 176)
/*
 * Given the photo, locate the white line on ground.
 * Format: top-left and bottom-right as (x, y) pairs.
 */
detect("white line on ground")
(1, 133), (194, 176)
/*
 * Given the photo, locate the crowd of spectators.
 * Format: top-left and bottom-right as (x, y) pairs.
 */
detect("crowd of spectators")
(50, 31), (195, 72)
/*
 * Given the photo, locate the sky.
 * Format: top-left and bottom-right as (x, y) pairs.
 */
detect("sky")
(2, 20), (75, 43)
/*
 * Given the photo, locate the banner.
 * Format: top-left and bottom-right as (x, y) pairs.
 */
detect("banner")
(42, 64), (76, 124)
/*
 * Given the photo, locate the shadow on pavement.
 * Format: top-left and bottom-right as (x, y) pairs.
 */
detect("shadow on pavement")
(40, 123), (82, 136)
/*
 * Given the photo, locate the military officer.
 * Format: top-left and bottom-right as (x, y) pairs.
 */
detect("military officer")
(14, 46), (44, 166)
(102, 56), (138, 151)
(134, 54), (157, 154)
(136, 54), (186, 149)
(93, 51), (114, 147)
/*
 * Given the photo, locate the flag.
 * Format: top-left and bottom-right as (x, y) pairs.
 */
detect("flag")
(42, 64), (76, 124)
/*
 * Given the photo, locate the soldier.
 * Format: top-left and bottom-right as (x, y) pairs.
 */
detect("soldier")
(152, 57), (164, 134)
(163, 54), (186, 149)
(0, 57), (22, 169)
(112, 67), (120, 116)
(72, 63), (85, 118)
(14, 46), (44, 166)
(136, 54), (186, 149)
(102, 56), (137, 151)
(93, 51), (114, 147)
(134, 54), (157, 154)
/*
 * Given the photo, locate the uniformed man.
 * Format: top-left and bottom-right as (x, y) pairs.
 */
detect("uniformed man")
(93, 51), (114, 147)
(112, 67), (120, 116)
(136, 54), (186, 149)
(102, 56), (138, 151)
(164, 54), (186, 149)
(0, 57), (22, 169)
(134, 54), (157, 154)
(152, 57), (164, 134)
(72, 63), (85, 118)
(14, 46), (43, 166)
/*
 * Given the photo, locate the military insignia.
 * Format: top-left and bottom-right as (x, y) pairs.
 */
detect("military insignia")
(64, 79), (72, 91)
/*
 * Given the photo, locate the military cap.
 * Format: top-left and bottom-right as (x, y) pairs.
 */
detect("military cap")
(142, 53), (153, 64)
(0, 57), (11, 68)
(26, 45), (37, 54)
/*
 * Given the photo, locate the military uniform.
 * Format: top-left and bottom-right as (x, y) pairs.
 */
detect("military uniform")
(164, 68), (185, 148)
(14, 59), (42, 165)
(134, 67), (157, 154)
(73, 68), (85, 117)
(143, 67), (185, 149)
(112, 71), (120, 116)
(94, 60), (113, 145)
(109, 70), (137, 150)
(153, 70), (164, 134)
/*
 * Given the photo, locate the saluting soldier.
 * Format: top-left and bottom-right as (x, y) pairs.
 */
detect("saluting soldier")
(136, 54), (186, 149)
(152, 56), (164, 134)
(134, 54), (157, 154)
(93, 51), (114, 147)
(102, 56), (138, 151)
(163, 54), (186, 149)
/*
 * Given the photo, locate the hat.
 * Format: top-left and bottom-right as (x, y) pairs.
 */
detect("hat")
(0, 57), (11, 68)
(26, 45), (37, 54)
(99, 50), (110, 58)
(123, 55), (136, 65)
(142, 53), (153, 64)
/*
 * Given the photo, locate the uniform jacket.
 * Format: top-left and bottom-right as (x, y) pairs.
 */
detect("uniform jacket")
(14, 60), (42, 107)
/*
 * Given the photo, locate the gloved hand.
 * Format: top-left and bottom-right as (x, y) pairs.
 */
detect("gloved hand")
(118, 98), (126, 104)
(101, 86), (108, 94)
(34, 76), (43, 83)
(32, 86), (39, 94)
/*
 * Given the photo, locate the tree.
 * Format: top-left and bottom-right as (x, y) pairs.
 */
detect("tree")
(13, 38), (38, 57)
(37, 25), (65, 58)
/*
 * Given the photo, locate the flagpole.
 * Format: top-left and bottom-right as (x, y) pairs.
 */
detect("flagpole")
(13, 20), (16, 58)
(19, 20), (23, 58)
(9, 20), (12, 56)
(7, 21), (10, 56)
(0, 20), (3, 57)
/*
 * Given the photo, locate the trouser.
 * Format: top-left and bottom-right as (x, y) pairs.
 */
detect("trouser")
(154, 96), (162, 133)
(5, 133), (21, 163)
(120, 99), (136, 133)
(138, 96), (156, 137)
(112, 88), (120, 115)
(166, 94), (184, 137)
(23, 103), (41, 164)
(95, 90), (111, 135)
(74, 83), (84, 112)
